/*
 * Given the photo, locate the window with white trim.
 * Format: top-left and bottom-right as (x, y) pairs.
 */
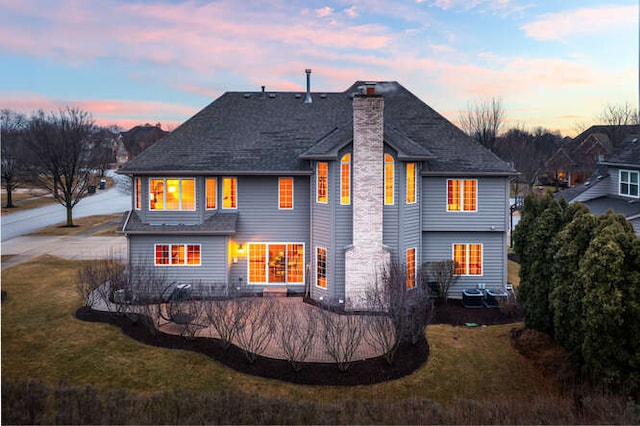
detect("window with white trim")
(406, 247), (416, 288)
(154, 244), (201, 266)
(340, 154), (351, 205)
(406, 163), (416, 204)
(279, 177), (293, 209)
(222, 177), (237, 209)
(248, 243), (304, 284)
(384, 154), (394, 205)
(149, 178), (196, 211)
(453, 243), (482, 276)
(206, 178), (217, 209)
(317, 162), (328, 203)
(619, 170), (639, 198)
(317, 247), (327, 288)
(135, 177), (141, 210)
(447, 179), (477, 211)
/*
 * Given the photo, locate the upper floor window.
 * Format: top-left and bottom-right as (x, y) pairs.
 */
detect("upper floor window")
(135, 177), (141, 210)
(317, 247), (327, 288)
(447, 179), (477, 211)
(317, 162), (328, 203)
(222, 177), (237, 209)
(384, 154), (394, 205)
(149, 178), (195, 211)
(453, 243), (482, 276)
(279, 177), (293, 209)
(206, 178), (217, 210)
(406, 247), (416, 288)
(620, 170), (639, 198)
(340, 154), (351, 205)
(406, 163), (416, 204)
(155, 244), (201, 266)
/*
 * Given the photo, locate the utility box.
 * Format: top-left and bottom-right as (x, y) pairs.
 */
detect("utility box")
(484, 288), (508, 308)
(462, 288), (484, 308)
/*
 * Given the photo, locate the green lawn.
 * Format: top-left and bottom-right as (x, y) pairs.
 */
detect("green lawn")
(1, 256), (556, 405)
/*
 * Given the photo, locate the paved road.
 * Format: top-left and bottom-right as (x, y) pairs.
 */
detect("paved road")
(1, 171), (131, 242)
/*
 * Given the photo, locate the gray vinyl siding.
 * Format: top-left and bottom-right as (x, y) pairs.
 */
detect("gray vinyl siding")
(228, 175), (310, 292)
(334, 153), (352, 301)
(383, 150), (400, 259)
(422, 231), (507, 297)
(135, 176), (202, 225)
(128, 234), (228, 293)
(311, 161), (335, 300)
(422, 176), (509, 232)
(399, 162), (421, 266)
(574, 176), (612, 202)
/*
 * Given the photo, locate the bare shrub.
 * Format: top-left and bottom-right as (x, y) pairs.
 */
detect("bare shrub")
(203, 295), (246, 351)
(276, 303), (318, 371)
(497, 287), (521, 319)
(362, 278), (397, 365)
(235, 298), (277, 363)
(75, 253), (129, 316)
(424, 260), (458, 302)
(318, 299), (365, 372)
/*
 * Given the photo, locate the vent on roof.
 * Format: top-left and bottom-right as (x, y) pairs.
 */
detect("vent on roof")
(304, 69), (312, 104)
(269, 93), (276, 98)
(295, 94), (302, 99)
(243, 93), (250, 98)
(320, 93), (327, 99)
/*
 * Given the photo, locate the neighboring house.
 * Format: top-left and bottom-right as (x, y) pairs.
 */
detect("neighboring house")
(119, 123), (168, 159)
(557, 135), (640, 235)
(117, 77), (517, 309)
(540, 125), (640, 187)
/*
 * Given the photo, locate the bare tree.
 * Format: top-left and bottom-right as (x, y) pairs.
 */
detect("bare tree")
(458, 97), (505, 150)
(318, 299), (365, 372)
(276, 304), (318, 371)
(1, 109), (27, 208)
(599, 102), (640, 145)
(23, 108), (96, 226)
(235, 298), (276, 364)
(363, 277), (398, 365)
(203, 295), (246, 351)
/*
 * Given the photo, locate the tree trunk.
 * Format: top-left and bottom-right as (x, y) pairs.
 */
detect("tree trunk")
(65, 205), (74, 227)
(5, 188), (14, 208)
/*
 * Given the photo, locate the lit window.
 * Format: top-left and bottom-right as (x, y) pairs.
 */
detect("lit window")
(384, 154), (394, 205)
(317, 247), (327, 288)
(317, 162), (328, 203)
(135, 177), (141, 210)
(447, 179), (477, 211)
(406, 163), (416, 204)
(206, 178), (217, 209)
(340, 154), (350, 205)
(149, 178), (195, 211)
(248, 243), (305, 284)
(406, 248), (416, 288)
(155, 244), (200, 266)
(222, 177), (237, 209)
(453, 243), (482, 276)
(620, 170), (639, 198)
(279, 177), (293, 209)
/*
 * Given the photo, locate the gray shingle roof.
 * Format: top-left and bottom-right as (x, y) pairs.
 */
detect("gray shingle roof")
(602, 135), (640, 166)
(581, 195), (640, 218)
(118, 81), (515, 176)
(119, 211), (238, 235)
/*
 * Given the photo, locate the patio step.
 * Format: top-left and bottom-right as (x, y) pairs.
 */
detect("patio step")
(263, 287), (288, 298)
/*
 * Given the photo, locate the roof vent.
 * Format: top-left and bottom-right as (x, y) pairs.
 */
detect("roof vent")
(304, 69), (312, 104)
(320, 93), (327, 99)
(269, 93), (276, 98)
(243, 93), (250, 98)
(295, 93), (302, 99)
(261, 85), (266, 99)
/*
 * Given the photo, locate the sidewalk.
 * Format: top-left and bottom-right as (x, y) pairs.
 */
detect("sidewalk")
(1, 235), (127, 269)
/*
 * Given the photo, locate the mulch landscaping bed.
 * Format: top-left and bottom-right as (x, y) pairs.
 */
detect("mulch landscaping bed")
(76, 301), (520, 386)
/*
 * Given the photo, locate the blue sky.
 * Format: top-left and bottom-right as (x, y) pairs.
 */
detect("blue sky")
(1, 0), (637, 136)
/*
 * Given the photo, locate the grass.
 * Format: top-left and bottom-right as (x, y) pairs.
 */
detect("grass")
(508, 259), (520, 287)
(1, 192), (56, 214)
(1, 256), (558, 406)
(26, 214), (122, 236)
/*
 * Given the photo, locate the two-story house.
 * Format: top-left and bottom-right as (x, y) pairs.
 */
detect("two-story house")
(117, 75), (517, 309)
(557, 135), (640, 235)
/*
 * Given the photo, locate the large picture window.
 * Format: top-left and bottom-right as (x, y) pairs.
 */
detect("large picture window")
(453, 243), (482, 276)
(384, 154), (394, 205)
(149, 178), (195, 211)
(619, 170), (639, 198)
(447, 179), (477, 211)
(222, 177), (237, 209)
(340, 154), (351, 205)
(317, 162), (328, 203)
(206, 178), (217, 209)
(317, 247), (327, 288)
(279, 177), (293, 209)
(155, 244), (201, 266)
(248, 242), (304, 284)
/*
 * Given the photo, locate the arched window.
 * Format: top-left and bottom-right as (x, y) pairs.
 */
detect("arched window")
(340, 154), (351, 205)
(384, 154), (394, 205)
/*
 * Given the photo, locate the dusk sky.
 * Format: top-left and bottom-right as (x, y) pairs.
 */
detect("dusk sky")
(1, 0), (638, 136)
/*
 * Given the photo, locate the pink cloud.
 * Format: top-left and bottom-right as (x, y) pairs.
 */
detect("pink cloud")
(521, 5), (639, 41)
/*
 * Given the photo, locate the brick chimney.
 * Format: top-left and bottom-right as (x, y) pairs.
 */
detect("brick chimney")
(345, 84), (390, 310)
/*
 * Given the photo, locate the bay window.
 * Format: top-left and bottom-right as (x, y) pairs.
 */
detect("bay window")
(340, 154), (350, 205)
(406, 163), (416, 204)
(384, 154), (394, 205)
(222, 177), (237, 209)
(206, 178), (217, 209)
(317, 162), (328, 203)
(149, 178), (195, 211)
